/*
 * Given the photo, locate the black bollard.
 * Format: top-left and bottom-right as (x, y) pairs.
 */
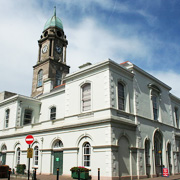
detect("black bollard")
(32, 168), (37, 180)
(8, 168), (11, 180)
(98, 168), (100, 180)
(57, 168), (59, 180)
(78, 169), (80, 180)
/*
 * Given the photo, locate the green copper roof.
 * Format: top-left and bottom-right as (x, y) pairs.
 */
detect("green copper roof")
(44, 7), (63, 31)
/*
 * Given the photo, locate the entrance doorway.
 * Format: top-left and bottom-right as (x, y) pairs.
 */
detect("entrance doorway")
(53, 151), (63, 175)
(52, 140), (63, 175)
(154, 131), (163, 176)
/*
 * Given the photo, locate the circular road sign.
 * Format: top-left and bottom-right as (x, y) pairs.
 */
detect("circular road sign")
(25, 135), (34, 145)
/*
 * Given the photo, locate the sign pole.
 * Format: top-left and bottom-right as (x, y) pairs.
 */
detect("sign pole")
(25, 135), (34, 180)
(28, 144), (30, 180)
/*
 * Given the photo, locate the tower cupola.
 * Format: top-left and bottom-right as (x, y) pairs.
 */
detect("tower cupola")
(44, 7), (63, 31)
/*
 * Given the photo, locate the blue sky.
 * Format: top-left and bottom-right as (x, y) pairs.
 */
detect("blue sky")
(0, 0), (180, 97)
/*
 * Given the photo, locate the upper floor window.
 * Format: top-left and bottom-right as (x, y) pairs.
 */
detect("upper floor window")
(83, 142), (91, 167)
(118, 82), (125, 111)
(23, 109), (33, 125)
(50, 107), (56, 120)
(5, 109), (10, 128)
(152, 95), (158, 120)
(56, 70), (62, 86)
(175, 108), (179, 128)
(149, 84), (161, 121)
(16, 147), (21, 165)
(37, 69), (43, 87)
(34, 146), (39, 166)
(82, 83), (91, 111)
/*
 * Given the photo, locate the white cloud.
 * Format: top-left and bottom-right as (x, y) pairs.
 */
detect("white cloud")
(66, 17), (152, 72)
(0, 0), (179, 100)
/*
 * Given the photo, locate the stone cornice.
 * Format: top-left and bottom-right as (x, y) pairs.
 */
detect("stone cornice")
(65, 59), (133, 82)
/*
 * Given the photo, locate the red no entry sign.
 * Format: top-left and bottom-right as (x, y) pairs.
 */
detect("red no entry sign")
(163, 168), (169, 177)
(25, 135), (34, 145)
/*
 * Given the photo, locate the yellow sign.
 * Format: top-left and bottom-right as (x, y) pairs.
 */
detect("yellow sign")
(27, 148), (33, 158)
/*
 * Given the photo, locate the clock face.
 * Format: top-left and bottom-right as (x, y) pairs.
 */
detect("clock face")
(42, 45), (48, 53)
(56, 45), (62, 54)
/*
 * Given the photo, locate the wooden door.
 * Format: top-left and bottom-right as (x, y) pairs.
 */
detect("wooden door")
(53, 151), (63, 175)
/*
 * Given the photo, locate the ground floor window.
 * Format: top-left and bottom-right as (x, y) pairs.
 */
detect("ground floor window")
(34, 146), (39, 166)
(83, 142), (91, 167)
(16, 147), (21, 164)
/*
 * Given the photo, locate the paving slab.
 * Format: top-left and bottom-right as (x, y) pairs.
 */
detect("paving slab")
(1, 174), (180, 180)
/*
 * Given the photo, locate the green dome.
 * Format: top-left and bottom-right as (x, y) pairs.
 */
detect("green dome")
(44, 7), (63, 31)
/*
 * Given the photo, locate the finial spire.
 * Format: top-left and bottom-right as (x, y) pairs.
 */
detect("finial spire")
(54, 6), (56, 16)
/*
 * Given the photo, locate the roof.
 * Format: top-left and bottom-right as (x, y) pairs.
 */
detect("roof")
(43, 7), (63, 31)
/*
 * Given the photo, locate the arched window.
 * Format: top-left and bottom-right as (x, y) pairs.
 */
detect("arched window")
(16, 147), (21, 165)
(167, 143), (171, 167)
(5, 109), (10, 128)
(34, 146), (39, 166)
(145, 139), (150, 165)
(37, 69), (43, 87)
(23, 109), (33, 125)
(82, 83), (91, 111)
(1, 145), (7, 165)
(83, 142), (91, 167)
(53, 140), (63, 149)
(118, 82), (125, 111)
(56, 70), (62, 86)
(149, 84), (161, 121)
(50, 107), (56, 120)
(154, 131), (163, 167)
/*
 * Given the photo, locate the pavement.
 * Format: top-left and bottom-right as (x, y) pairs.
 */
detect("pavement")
(1, 174), (180, 180)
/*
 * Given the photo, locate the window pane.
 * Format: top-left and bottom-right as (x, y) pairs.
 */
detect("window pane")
(82, 84), (91, 111)
(56, 70), (62, 86)
(24, 109), (32, 125)
(50, 107), (56, 120)
(5, 109), (10, 128)
(83, 142), (91, 167)
(17, 148), (20, 164)
(152, 95), (158, 120)
(175, 108), (179, 127)
(37, 70), (43, 87)
(34, 146), (38, 166)
(118, 83), (125, 110)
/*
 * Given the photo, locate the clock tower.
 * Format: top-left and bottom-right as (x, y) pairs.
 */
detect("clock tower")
(31, 7), (70, 97)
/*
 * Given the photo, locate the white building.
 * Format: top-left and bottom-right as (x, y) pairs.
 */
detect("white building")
(0, 8), (180, 180)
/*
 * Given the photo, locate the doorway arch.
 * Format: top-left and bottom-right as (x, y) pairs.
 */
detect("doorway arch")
(52, 139), (63, 175)
(154, 130), (163, 176)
